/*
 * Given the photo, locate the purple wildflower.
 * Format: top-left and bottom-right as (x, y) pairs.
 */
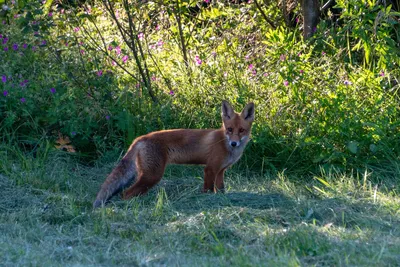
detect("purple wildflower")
(169, 90), (175, 96)
(283, 80), (289, 86)
(4, 47), (8, 51)
(344, 80), (352, 85)
(151, 75), (156, 81)
(74, 27), (80, 32)
(48, 12), (53, 17)
(23, 43), (28, 49)
(379, 71), (385, 77)
(105, 115), (110, 120)
(97, 70), (103, 76)
(71, 131), (77, 136)
(1, 75), (6, 83)
(2, 37), (8, 44)
(3, 90), (8, 96)
(122, 55), (128, 63)
(248, 64), (254, 70)
(300, 70), (304, 74)
(80, 49), (85, 55)
(50, 88), (56, 93)
(12, 43), (18, 51)
(20, 97), (26, 103)
(108, 45), (113, 51)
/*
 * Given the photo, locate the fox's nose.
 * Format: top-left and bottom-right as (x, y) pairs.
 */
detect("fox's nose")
(230, 141), (237, 147)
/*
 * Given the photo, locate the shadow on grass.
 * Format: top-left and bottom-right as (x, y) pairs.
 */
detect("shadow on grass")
(158, 178), (400, 234)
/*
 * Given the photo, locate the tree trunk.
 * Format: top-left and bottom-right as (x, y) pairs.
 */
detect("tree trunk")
(302, 0), (320, 39)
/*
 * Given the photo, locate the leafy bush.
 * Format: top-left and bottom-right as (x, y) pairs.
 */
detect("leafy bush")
(1, 0), (399, 172)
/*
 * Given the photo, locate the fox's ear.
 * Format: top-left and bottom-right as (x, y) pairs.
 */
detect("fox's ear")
(240, 102), (255, 122)
(221, 100), (234, 120)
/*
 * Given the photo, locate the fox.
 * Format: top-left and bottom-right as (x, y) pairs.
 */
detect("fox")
(93, 100), (255, 208)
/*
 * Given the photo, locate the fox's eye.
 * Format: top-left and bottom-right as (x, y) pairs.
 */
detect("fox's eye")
(227, 127), (233, 132)
(239, 128), (245, 133)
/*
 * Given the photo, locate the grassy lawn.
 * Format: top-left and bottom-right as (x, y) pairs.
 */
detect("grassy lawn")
(0, 151), (399, 266)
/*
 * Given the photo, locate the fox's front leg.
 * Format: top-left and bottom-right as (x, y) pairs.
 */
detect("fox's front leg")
(203, 166), (217, 192)
(214, 169), (226, 193)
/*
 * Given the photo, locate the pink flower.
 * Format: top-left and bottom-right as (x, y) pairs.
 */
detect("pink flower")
(151, 75), (156, 81)
(122, 55), (128, 63)
(48, 12), (53, 17)
(157, 40), (164, 47)
(300, 70), (304, 74)
(115, 46), (121, 55)
(74, 27), (80, 32)
(111, 61), (117, 66)
(195, 56), (202, 65)
(263, 72), (269, 77)
(138, 32), (144, 40)
(155, 25), (160, 31)
(80, 49), (85, 54)
(60, 9), (65, 14)
(283, 80), (289, 86)
(248, 64), (254, 70)
(379, 71), (385, 77)
(169, 90), (175, 96)
(204, 0), (210, 3)
(108, 45), (113, 51)
(322, 51), (326, 56)
(280, 54), (286, 61)
(97, 70), (103, 76)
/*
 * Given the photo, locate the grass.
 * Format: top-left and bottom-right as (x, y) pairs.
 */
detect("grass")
(0, 148), (399, 266)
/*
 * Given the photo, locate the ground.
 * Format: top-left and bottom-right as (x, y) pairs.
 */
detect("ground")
(0, 152), (399, 266)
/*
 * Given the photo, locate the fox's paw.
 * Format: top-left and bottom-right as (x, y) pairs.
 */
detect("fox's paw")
(93, 199), (104, 209)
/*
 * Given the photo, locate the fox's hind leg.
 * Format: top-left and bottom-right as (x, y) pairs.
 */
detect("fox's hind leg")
(123, 145), (166, 199)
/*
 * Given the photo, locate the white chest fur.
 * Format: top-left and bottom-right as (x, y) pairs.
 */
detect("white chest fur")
(223, 145), (246, 169)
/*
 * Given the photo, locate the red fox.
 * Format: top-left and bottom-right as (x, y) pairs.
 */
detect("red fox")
(93, 100), (255, 208)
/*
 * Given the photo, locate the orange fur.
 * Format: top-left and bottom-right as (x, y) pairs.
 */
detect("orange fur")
(93, 100), (255, 208)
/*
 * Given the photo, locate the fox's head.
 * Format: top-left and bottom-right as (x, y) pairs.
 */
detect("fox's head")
(221, 100), (255, 149)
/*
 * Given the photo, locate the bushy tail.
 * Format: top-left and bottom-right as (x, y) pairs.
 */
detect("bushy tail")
(93, 150), (137, 208)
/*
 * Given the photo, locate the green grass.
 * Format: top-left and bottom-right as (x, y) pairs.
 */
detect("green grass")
(0, 149), (399, 266)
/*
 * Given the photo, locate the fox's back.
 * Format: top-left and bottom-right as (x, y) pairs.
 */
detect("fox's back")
(134, 129), (227, 165)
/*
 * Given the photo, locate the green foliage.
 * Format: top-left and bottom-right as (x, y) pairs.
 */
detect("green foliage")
(1, 0), (399, 171)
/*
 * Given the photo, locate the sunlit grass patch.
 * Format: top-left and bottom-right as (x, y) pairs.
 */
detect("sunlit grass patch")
(0, 151), (399, 265)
